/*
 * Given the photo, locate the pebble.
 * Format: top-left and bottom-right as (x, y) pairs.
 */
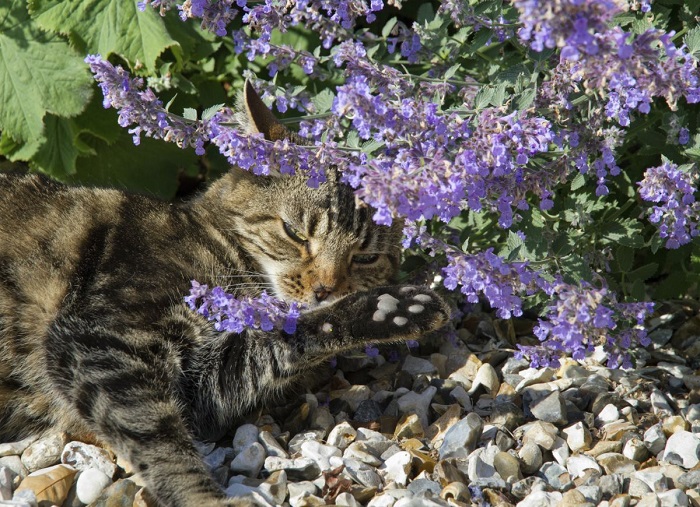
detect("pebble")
(438, 412), (483, 460)
(662, 431), (700, 468)
(0, 467), (11, 501)
(326, 422), (357, 450)
(529, 391), (568, 425)
(469, 363), (500, 397)
(75, 467), (113, 504)
(493, 451), (521, 481)
(344, 442), (383, 467)
(301, 441), (342, 471)
(0, 438), (37, 459)
(334, 457), (383, 489)
(20, 433), (68, 473)
(230, 442), (266, 477)
(396, 387), (436, 429)
(466, 445), (505, 489)
(264, 457), (321, 481)
(518, 442), (543, 475)
(515, 490), (563, 506)
(566, 455), (601, 478)
(232, 424), (260, 454)
(0, 456), (26, 481)
(61, 442), (117, 478)
(644, 424), (667, 456)
(402, 356), (437, 377)
(379, 451), (411, 486)
(258, 431), (288, 458)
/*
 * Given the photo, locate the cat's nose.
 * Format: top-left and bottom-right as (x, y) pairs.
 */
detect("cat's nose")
(313, 285), (334, 302)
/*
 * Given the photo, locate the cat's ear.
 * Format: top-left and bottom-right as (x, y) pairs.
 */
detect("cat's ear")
(240, 80), (291, 142)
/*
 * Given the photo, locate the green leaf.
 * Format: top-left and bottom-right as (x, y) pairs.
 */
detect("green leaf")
(615, 245), (634, 272)
(489, 83), (507, 107)
(570, 173), (586, 191)
(474, 86), (494, 110)
(31, 115), (81, 177)
(29, 0), (178, 71)
(182, 108), (198, 121)
(311, 89), (335, 114)
(627, 263), (658, 282)
(0, 0), (93, 145)
(599, 219), (644, 247)
(201, 104), (224, 121)
(382, 17), (398, 38)
(514, 88), (536, 110)
(685, 27), (700, 57)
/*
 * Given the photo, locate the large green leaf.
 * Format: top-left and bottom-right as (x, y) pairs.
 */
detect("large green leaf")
(29, 0), (177, 71)
(0, 0), (92, 144)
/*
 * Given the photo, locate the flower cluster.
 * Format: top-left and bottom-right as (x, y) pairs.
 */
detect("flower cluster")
(638, 161), (700, 249)
(185, 281), (303, 334)
(85, 55), (211, 154)
(516, 282), (653, 368)
(442, 248), (550, 319)
(514, 0), (627, 56)
(138, 0), (243, 36)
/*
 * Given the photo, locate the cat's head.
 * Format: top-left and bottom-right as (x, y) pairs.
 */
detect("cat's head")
(211, 81), (402, 307)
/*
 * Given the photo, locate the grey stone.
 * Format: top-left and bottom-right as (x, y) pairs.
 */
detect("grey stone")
(287, 431), (324, 454)
(230, 442), (266, 477)
(232, 424), (260, 454)
(597, 404), (621, 425)
(326, 422), (357, 450)
(515, 490), (563, 506)
(529, 391), (568, 425)
(466, 445), (506, 489)
(11, 489), (36, 507)
(511, 476), (548, 500)
(309, 406), (335, 437)
(75, 467), (113, 505)
(354, 400), (383, 423)
(20, 433), (68, 473)
(402, 356), (437, 376)
(0, 438), (37, 459)
(539, 461), (573, 491)
(0, 467), (12, 501)
(657, 489), (689, 506)
(628, 477), (653, 497)
(301, 441), (341, 471)
(335, 492), (362, 507)
(522, 421), (559, 450)
(469, 363), (500, 397)
(335, 456), (383, 489)
(599, 474), (624, 497)
(202, 447), (228, 469)
(566, 455), (601, 479)
(379, 451), (412, 487)
(644, 424), (667, 456)
(576, 485), (602, 504)
(662, 431), (700, 468)
(258, 431), (288, 458)
(623, 438), (649, 462)
(406, 478), (441, 497)
(493, 451), (521, 481)
(343, 442), (382, 467)
(438, 413), (483, 460)
(518, 442), (543, 475)
(678, 469), (700, 489)
(551, 436), (570, 466)
(263, 457), (321, 481)
(396, 387), (436, 429)
(0, 457), (26, 481)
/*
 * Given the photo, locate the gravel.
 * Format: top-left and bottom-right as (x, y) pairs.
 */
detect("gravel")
(2, 299), (700, 506)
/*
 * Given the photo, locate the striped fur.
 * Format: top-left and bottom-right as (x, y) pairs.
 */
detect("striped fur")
(0, 84), (449, 506)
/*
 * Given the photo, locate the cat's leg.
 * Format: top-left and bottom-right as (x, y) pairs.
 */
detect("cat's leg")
(44, 318), (259, 507)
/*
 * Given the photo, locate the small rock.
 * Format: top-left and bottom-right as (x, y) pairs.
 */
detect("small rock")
(628, 477), (653, 497)
(259, 431), (288, 458)
(678, 469), (700, 489)
(402, 356), (437, 377)
(61, 442), (117, 479)
(344, 443), (382, 467)
(449, 385), (473, 410)
(336, 386), (372, 412)
(264, 457), (321, 481)
(232, 424), (260, 454)
(469, 363), (500, 397)
(538, 461), (572, 491)
(0, 438), (37, 458)
(657, 489), (689, 507)
(336, 491), (362, 507)
(515, 490), (562, 506)
(406, 478), (441, 497)
(623, 438), (649, 462)
(379, 451), (411, 486)
(426, 404), (461, 444)
(558, 489), (595, 507)
(259, 470), (287, 506)
(466, 445), (506, 489)
(309, 406), (335, 437)
(288, 431), (323, 454)
(20, 433), (68, 473)
(0, 456), (27, 481)
(88, 478), (139, 507)
(333, 457), (383, 489)
(393, 414), (424, 440)
(597, 404), (621, 425)
(397, 387), (437, 429)
(76, 467), (112, 504)
(586, 440), (622, 457)
(529, 391), (568, 425)
(551, 436), (570, 466)
(202, 447), (228, 469)
(438, 413), (483, 460)
(0, 467), (12, 500)
(566, 455), (601, 478)
(634, 470), (668, 493)
(518, 442), (543, 475)
(650, 389), (674, 417)
(522, 421), (559, 450)
(644, 425), (667, 456)
(596, 453), (638, 475)
(662, 415), (689, 435)
(662, 431), (700, 468)
(354, 400), (383, 423)
(230, 442), (266, 477)
(327, 422), (357, 450)
(599, 474), (624, 497)
(493, 451), (521, 481)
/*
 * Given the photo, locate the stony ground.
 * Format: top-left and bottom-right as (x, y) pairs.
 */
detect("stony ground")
(1, 299), (699, 507)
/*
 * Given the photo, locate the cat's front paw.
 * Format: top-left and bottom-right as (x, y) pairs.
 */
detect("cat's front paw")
(348, 285), (450, 342)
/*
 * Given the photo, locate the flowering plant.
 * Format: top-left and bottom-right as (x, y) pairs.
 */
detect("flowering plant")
(3, 0), (700, 367)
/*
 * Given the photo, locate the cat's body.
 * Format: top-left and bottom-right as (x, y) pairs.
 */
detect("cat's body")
(0, 83), (449, 506)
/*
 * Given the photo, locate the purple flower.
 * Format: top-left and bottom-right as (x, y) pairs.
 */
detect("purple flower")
(185, 280), (305, 334)
(638, 161), (700, 249)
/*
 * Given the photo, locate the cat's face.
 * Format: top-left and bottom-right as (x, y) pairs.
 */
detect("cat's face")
(226, 170), (402, 307)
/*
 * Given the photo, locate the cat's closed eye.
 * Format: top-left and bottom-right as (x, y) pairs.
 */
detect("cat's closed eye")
(352, 253), (379, 264)
(282, 220), (308, 244)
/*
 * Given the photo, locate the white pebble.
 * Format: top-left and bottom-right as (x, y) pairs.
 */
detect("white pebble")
(76, 467), (113, 505)
(399, 286), (414, 294)
(393, 316), (408, 326)
(407, 305), (424, 314)
(413, 294), (432, 303)
(373, 311), (386, 322)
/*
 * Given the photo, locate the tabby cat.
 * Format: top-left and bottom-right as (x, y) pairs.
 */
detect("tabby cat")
(0, 82), (449, 506)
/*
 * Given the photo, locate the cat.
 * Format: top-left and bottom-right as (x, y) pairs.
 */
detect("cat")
(0, 82), (449, 506)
